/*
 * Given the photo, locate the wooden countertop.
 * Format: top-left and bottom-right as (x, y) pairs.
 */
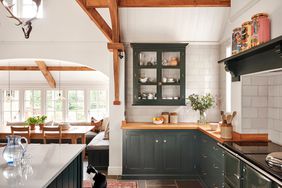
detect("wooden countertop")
(121, 122), (232, 143)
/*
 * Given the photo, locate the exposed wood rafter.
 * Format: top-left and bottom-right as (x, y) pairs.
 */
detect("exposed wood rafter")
(0, 66), (95, 71)
(86, 0), (231, 8)
(35, 61), (56, 88)
(76, 0), (113, 41)
(107, 42), (125, 52)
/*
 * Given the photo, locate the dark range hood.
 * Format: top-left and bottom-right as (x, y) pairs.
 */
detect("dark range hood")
(218, 35), (282, 81)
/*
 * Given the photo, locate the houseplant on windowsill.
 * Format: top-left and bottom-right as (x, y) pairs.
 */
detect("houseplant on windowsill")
(187, 93), (215, 124)
(25, 116), (39, 130)
(37, 115), (47, 130)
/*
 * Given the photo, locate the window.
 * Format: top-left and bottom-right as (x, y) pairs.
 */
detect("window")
(24, 90), (41, 119)
(67, 90), (85, 122)
(2, 90), (20, 123)
(11, 0), (43, 19)
(226, 46), (232, 112)
(46, 90), (63, 122)
(89, 90), (108, 120)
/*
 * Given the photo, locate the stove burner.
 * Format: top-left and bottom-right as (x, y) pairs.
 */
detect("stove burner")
(266, 152), (282, 168)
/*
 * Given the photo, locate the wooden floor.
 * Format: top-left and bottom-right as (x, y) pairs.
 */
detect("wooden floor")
(83, 161), (204, 188)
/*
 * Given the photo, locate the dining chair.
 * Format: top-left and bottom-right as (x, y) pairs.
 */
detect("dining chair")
(11, 126), (31, 143)
(42, 126), (62, 144)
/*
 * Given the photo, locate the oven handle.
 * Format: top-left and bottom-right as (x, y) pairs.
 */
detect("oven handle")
(217, 143), (282, 186)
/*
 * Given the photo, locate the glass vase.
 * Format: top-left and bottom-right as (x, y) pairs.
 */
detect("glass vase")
(198, 110), (207, 124)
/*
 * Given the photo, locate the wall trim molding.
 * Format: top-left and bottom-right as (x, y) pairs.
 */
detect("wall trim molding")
(107, 166), (122, 175)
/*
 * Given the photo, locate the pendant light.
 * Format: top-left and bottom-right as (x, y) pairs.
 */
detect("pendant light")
(57, 62), (65, 101)
(5, 62), (13, 102)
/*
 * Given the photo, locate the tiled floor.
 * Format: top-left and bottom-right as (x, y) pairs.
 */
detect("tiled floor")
(83, 161), (203, 188)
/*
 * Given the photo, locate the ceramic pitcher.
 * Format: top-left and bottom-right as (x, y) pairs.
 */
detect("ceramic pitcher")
(2, 135), (28, 166)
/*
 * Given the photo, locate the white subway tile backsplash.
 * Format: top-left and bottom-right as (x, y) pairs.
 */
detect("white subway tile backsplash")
(251, 76), (268, 86)
(243, 108), (258, 118)
(258, 108), (268, 118)
(242, 97), (252, 107)
(251, 97), (268, 107)
(258, 86), (268, 96)
(242, 86), (258, 96)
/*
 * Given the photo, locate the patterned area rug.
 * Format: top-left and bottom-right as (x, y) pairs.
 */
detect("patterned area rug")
(83, 180), (137, 188)
(107, 180), (137, 188)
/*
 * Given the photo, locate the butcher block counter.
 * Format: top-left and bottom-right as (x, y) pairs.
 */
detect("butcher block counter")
(121, 121), (229, 143)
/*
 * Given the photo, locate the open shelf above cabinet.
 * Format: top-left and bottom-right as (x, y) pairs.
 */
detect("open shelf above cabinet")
(218, 35), (282, 81)
(131, 43), (188, 106)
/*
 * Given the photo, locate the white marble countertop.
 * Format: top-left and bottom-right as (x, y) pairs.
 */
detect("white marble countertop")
(0, 144), (85, 188)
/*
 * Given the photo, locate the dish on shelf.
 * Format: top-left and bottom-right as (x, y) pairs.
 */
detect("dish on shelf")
(139, 77), (148, 83)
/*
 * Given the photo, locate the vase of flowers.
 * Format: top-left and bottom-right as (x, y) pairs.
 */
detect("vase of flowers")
(187, 93), (215, 124)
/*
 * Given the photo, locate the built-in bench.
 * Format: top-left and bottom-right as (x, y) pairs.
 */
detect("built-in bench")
(87, 131), (109, 170)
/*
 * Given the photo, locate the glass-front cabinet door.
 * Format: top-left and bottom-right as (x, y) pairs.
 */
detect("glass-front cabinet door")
(132, 43), (188, 106)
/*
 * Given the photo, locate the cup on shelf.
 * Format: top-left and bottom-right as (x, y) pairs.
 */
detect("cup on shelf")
(162, 77), (167, 83)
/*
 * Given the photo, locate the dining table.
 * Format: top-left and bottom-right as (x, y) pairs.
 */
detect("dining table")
(0, 125), (94, 158)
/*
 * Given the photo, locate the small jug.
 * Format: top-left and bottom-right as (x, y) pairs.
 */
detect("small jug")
(2, 135), (28, 166)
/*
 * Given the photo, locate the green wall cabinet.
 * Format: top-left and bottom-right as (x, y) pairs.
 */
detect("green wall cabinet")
(122, 130), (197, 178)
(131, 43), (188, 106)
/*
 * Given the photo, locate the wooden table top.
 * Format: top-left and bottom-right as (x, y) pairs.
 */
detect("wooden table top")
(0, 125), (94, 135)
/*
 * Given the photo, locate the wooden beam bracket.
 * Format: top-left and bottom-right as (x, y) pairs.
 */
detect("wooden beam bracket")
(35, 61), (56, 88)
(107, 42), (125, 52)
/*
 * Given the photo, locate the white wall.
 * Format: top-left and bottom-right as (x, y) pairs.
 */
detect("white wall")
(126, 44), (221, 123)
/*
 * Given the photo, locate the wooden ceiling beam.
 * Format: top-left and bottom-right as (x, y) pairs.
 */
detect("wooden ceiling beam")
(77, 0), (113, 41)
(35, 61), (56, 88)
(107, 42), (125, 52)
(86, 0), (231, 8)
(0, 66), (95, 71)
(107, 0), (120, 42)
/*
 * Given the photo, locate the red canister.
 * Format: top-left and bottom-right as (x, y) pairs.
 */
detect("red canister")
(232, 27), (241, 55)
(241, 21), (252, 51)
(251, 13), (271, 47)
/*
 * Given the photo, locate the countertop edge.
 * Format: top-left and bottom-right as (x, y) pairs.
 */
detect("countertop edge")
(43, 144), (86, 188)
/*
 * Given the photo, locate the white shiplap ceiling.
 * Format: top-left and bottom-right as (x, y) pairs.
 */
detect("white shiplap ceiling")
(0, 0), (230, 43)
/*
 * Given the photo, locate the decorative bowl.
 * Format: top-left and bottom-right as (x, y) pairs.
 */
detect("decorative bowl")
(153, 120), (163, 125)
(139, 77), (148, 83)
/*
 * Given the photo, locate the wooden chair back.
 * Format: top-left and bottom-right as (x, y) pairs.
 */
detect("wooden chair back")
(42, 126), (62, 144)
(11, 126), (31, 143)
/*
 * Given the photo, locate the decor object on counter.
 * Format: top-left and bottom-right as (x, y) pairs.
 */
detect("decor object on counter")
(37, 115), (47, 130)
(161, 112), (170, 124)
(265, 152), (282, 168)
(169, 112), (178, 124)
(25, 116), (39, 130)
(209, 123), (218, 131)
(187, 93), (215, 124)
(220, 111), (236, 139)
(152, 117), (164, 125)
(3, 135), (28, 166)
(0, 0), (42, 39)
(241, 21), (252, 51)
(232, 27), (242, 55)
(251, 13), (271, 47)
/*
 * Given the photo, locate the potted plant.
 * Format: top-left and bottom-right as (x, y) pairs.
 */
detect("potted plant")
(187, 93), (215, 124)
(25, 116), (39, 130)
(37, 115), (47, 130)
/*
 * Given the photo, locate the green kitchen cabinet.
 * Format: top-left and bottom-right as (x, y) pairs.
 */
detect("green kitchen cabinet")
(224, 150), (242, 188)
(131, 43), (188, 106)
(273, 183), (282, 188)
(198, 133), (224, 188)
(122, 130), (197, 177)
(242, 164), (272, 188)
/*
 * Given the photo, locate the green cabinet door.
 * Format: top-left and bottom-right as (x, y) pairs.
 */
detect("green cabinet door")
(143, 133), (160, 173)
(224, 151), (241, 188)
(123, 131), (143, 173)
(273, 183), (282, 188)
(161, 134), (180, 173)
(242, 164), (272, 188)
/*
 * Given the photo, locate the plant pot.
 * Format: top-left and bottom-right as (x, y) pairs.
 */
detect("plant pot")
(39, 123), (45, 130)
(29, 124), (36, 130)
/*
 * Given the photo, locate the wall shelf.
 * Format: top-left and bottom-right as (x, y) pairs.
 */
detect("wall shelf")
(218, 35), (282, 81)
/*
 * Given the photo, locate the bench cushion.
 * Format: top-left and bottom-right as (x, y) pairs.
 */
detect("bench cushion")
(87, 131), (109, 150)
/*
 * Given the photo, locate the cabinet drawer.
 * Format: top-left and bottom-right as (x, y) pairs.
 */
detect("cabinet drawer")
(242, 164), (272, 188)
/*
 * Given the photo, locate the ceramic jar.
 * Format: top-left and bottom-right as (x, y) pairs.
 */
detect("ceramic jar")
(241, 21), (252, 51)
(232, 27), (242, 55)
(251, 13), (270, 47)
(161, 112), (169, 124)
(170, 112), (178, 124)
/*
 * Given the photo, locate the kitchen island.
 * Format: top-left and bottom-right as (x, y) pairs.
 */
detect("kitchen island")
(0, 144), (85, 188)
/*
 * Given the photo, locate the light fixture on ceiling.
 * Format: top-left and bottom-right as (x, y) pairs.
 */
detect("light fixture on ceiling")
(57, 62), (66, 101)
(0, 0), (42, 39)
(5, 63), (13, 102)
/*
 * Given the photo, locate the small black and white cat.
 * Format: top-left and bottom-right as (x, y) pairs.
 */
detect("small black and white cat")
(87, 164), (107, 188)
